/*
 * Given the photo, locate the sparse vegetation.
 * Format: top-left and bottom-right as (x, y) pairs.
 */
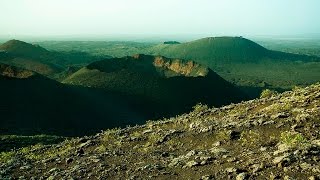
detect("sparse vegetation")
(260, 89), (278, 98)
(0, 134), (65, 152)
(0, 82), (320, 179)
(239, 130), (262, 147)
(192, 103), (209, 112)
(0, 151), (15, 164)
(280, 131), (308, 147)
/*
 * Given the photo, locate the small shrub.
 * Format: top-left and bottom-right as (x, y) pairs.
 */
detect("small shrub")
(95, 145), (107, 153)
(260, 89), (278, 98)
(0, 151), (15, 163)
(292, 86), (302, 91)
(280, 131), (308, 147)
(240, 130), (261, 147)
(147, 133), (163, 145)
(215, 130), (233, 142)
(193, 103), (209, 112)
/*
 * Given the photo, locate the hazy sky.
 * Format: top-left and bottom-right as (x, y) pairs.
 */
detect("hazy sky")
(0, 0), (319, 39)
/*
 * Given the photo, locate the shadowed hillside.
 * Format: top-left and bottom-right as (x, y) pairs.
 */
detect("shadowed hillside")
(63, 54), (247, 114)
(0, 61), (246, 136)
(0, 63), (164, 136)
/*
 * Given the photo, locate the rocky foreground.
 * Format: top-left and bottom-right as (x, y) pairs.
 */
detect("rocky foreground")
(1, 83), (320, 179)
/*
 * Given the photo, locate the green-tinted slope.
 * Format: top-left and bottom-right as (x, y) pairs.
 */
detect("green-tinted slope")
(0, 40), (50, 59)
(0, 40), (63, 76)
(0, 40), (104, 77)
(148, 37), (319, 65)
(63, 54), (247, 115)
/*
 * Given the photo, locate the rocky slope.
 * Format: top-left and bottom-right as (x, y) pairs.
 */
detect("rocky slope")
(1, 83), (319, 179)
(0, 63), (35, 79)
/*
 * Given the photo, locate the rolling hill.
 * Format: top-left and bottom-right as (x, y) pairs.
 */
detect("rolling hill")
(0, 40), (63, 76)
(147, 37), (320, 94)
(36, 37), (320, 94)
(0, 40), (51, 59)
(63, 54), (247, 114)
(0, 40), (104, 77)
(148, 36), (320, 65)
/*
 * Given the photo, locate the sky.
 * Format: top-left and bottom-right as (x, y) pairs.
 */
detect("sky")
(0, 0), (319, 40)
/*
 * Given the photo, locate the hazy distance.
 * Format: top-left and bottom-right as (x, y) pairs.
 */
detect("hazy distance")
(0, 0), (320, 41)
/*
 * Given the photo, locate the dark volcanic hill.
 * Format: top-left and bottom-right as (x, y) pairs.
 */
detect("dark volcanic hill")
(0, 40), (51, 58)
(0, 40), (103, 77)
(148, 36), (319, 65)
(63, 54), (247, 113)
(0, 40), (62, 76)
(0, 63), (164, 136)
(0, 60), (246, 136)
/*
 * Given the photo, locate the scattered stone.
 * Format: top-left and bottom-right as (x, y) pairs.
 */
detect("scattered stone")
(79, 140), (93, 148)
(225, 167), (237, 173)
(184, 160), (198, 168)
(260, 147), (267, 151)
(276, 122), (284, 128)
(200, 126), (213, 133)
(142, 129), (152, 134)
(271, 112), (290, 119)
(186, 150), (197, 157)
(213, 141), (221, 146)
(200, 175), (214, 180)
(47, 175), (55, 180)
(263, 120), (275, 125)
(168, 157), (183, 167)
(312, 140), (320, 146)
(199, 156), (212, 165)
(283, 175), (293, 180)
(273, 153), (291, 167)
(210, 147), (228, 156)
(227, 157), (237, 162)
(274, 143), (291, 155)
(20, 165), (31, 170)
(251, 163), (264, 173)
(308, 176), (316, 180)
(236, 172), (247, 180)
(49, 168), (58, 173)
